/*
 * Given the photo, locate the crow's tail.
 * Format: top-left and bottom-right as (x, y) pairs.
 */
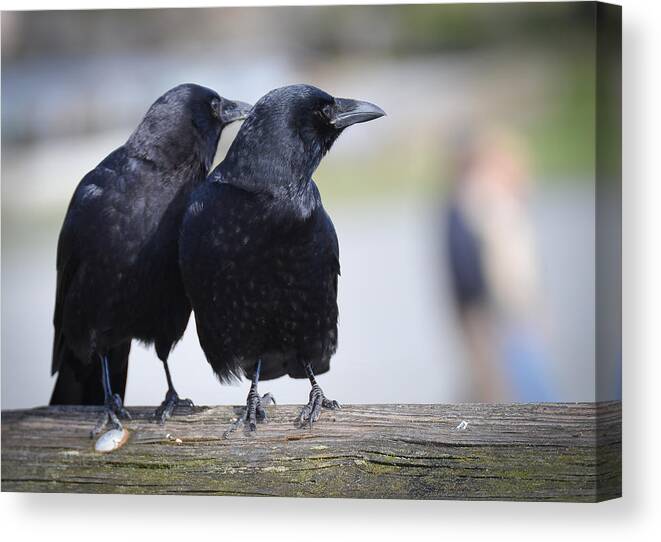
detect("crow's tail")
(49, 342), (131, 405)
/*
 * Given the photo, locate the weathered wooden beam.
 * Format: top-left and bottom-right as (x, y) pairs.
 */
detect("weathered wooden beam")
(1, 402), (621, 501)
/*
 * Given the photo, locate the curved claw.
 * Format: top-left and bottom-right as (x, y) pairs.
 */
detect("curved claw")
(110, 394), (131, 420)
(296, 384), (340, 430)
(224, 417), (244, 437)
(261, 392), (276, 406)
(154, 390), (194, 424)
(91, 395), (131, 438)
(91, 412), (113, 438)
(224, 391), (275, 438)
(322, 398), (340, 410)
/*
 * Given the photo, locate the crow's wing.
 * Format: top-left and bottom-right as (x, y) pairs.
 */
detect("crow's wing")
(320, 206), (340, 278)
(50, 160), (126, 375)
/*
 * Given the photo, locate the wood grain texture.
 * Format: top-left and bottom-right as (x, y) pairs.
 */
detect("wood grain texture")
(1, 402), (621, 501)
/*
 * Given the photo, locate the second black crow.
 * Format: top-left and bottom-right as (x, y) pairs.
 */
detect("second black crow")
(179, 84), (385, 434)
(50, 84), (251, 434)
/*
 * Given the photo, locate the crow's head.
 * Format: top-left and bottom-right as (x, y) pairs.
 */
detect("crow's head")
(129, 83), (252, 167)
(219, 84), (385, 192)
(252, 84), (385, 155)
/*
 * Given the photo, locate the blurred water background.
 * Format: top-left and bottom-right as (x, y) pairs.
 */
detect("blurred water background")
(1, 4), (616, 409)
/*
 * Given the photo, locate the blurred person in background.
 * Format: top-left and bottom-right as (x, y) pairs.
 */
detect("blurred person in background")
(445, 128), (555, 402)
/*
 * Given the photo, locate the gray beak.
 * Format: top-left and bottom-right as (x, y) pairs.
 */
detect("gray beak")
(329, 98), (386, 129)
(222, 100), (253, 123)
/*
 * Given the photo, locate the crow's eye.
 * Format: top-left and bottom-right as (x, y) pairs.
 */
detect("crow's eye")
(210, 98), (221, 118)
(321, 104), (333, 120)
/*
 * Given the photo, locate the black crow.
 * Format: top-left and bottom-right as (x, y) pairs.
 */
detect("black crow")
(179, 84), (385, 434)
(49, 84), (251, 434)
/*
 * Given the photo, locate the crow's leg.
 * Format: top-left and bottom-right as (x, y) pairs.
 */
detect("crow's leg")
(154, 358), (194, 424)
(224, 360), (275, 438)
(91, 354), (132, 437)
(296, 363), (340, 429)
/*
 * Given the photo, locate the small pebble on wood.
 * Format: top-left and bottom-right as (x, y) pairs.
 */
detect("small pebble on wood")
(94, 428), (129, 453)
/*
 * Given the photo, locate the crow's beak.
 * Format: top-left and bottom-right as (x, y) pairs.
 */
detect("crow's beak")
(222, 100), (253, 123)
(329, 98), (386, 129)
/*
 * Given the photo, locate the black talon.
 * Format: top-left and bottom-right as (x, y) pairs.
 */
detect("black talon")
(224, 361), (275, 438)
(154, 388), (194, 424)
(91, 355), (132, 438)
(153, 358), (194, 423)
(224, 392), (275, 437)
(296, 363), (340, 429)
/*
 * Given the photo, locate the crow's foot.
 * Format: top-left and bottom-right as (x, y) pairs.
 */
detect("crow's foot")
(154, 389), (194, 424)
(296, 383), (340, 429)
(91, 394), (131, 437)
(224, 390), (275, 438)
